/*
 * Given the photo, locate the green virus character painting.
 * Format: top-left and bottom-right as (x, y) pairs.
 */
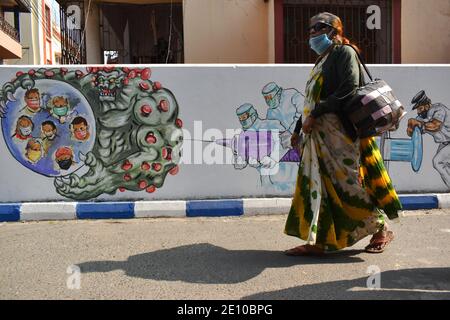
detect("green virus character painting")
(0, 67), (183, 200)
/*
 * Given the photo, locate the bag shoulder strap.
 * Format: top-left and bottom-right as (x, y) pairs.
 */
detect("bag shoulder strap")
(343, 44), (373, 82)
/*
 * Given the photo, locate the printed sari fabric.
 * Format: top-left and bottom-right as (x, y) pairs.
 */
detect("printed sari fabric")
(284, 54), (402, 252)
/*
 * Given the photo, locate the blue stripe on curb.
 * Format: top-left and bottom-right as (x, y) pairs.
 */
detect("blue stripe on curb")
(76, 202), (135, 219)
(186, 199), (243, 217)
(0, 194), (448, 222)
(0, 203), (21, 222)
(399, 195), (438, 210)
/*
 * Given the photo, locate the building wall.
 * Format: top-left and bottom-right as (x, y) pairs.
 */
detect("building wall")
(3, 12), (30, 63)
(0, 64), (449, 203)
(4, 0), (62, 65)
(402, 0), (450, 63)
(85, 2), (101, 64)
(0, 28), (23, 61)
(183, 0), (273, 63)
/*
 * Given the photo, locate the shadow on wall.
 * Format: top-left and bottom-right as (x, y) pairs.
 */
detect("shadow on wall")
(76, 243), (365, 284)
(243, 267), (450, 300)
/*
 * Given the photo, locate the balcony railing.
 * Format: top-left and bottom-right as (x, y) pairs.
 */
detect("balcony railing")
(0, 15), (20, 42)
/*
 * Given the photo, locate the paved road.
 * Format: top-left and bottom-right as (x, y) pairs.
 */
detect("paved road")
(0, 210), (449, 300)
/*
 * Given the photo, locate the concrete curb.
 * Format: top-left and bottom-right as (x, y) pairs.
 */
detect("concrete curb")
(0, 194), (449, 222)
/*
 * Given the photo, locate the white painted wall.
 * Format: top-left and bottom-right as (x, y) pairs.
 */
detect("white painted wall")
(0, 64), (449, 202)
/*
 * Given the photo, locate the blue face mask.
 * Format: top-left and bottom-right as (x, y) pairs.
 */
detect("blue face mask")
(309, 33), (333, 55)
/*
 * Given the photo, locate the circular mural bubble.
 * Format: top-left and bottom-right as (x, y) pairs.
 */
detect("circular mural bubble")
(1, 79), (95, 177)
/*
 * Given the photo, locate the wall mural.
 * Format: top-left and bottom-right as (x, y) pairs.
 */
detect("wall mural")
(406, 90), (450, 188)
(227, 83), (450, 193)
(0, 67), (183, 200)
(226, 82), (304, 192)
(0, 67), (449, 202)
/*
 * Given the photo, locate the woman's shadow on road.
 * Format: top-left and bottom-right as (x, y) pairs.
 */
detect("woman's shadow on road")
(243, 267), (450, 300)
(76, 243), (364, 284)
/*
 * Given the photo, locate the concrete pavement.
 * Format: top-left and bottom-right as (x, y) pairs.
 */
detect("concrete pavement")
(0, 209), (449, 300)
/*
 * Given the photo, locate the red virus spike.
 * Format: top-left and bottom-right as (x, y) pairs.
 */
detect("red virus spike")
(123, 78), (129, 85)
(44, 70), (55, 78)
(138, 180), (148, 189)
(122, 67), (130, 73)
(16, 71), (24, 77)
(175, 118), (183, 128)
(140, 105), (152, 117)
(145, 133), (157, 144)
(169, 166), (179, 175)
(140, 68), (151, 80)
(152, 163), (162, 172)
(162, 147), (168, 159)
(60, 67), (68, 75)
(28, 69), (35, 76)
(162, 147), (172, 160)
(128, 70), (136, 79)
(152, 81), (162, 91)
(123, 173), (132, 181)
(146, 185), (156, 193)
(139, 82), (150, 91)
(119, 187), (126, 192)
(121, 160), (132, 171)
(141, 162), (151, 171)
(158, 100), (169, 112)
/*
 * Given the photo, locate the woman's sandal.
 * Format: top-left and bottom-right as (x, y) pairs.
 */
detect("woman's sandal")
(364, 231), (395, 253)
(284, 245), (325, 256)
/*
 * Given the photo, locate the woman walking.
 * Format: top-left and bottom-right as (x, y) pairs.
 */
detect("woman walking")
(285, 12), (402, 255)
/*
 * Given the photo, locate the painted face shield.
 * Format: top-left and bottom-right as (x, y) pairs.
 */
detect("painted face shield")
(262, 82), (282, 109)
(238, 112), (253, 130)
(263, 93), (279, 109)
(236, 103), (258, 130)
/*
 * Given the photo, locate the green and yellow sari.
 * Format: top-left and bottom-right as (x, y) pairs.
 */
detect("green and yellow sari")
(284, 53), (402, 252)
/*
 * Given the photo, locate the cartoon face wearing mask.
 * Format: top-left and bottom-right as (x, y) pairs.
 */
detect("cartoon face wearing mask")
(41, 121), (57, 141)
(236, 103), (258, 130)
(14, 115), (34, 140)
(48, 96), (70, 123)
(24, 89), (41, 114)
(411, 90), (432, 119)
(416, 103), (431, 119)
(55, 146), (74, 171)
(70, 116), (90, 142)
(25, 139), (43, 163)
(262, 82), (282, 109)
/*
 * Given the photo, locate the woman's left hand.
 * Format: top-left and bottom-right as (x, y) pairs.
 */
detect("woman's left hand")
(302, 116), (315, 134)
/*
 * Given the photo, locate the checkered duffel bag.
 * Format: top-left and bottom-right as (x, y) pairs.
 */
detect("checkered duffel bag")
(343, 45), (407, 138)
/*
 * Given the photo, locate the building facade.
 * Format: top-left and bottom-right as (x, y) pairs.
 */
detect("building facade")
(51, 0), (450, 64)
(0, 0), (31, 64)
(3, 0), (62, 65)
